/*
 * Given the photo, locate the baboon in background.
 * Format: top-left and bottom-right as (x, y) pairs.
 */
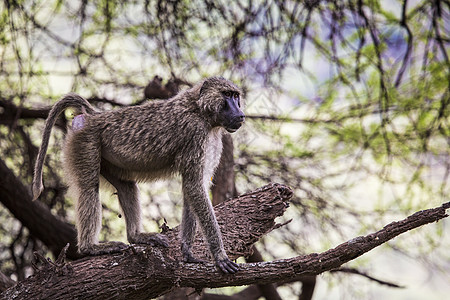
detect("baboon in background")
(32, 77), (245, 274)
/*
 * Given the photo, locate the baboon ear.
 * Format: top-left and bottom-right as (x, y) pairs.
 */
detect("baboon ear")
(199, 78), (212, 97)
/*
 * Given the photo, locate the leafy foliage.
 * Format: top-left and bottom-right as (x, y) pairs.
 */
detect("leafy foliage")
(0, 0), (448, 297)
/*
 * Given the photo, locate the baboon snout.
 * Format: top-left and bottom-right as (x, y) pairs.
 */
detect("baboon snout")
(226, 115), (245, 133)
(236, 115), (245, 123)
(235, 115), (245, 128)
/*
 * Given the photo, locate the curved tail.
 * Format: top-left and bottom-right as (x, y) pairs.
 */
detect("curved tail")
(32, 93), (95, 200)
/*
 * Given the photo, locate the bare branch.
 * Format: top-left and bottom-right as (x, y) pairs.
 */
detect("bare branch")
(1, 184), (447, 300)
(331, 267), (404, 288)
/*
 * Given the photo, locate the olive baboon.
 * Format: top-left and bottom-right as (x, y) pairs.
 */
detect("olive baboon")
(32, 77), (245, 274)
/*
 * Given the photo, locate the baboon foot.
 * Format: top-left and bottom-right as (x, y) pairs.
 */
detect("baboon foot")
(182, 251), (207, 264)
(129, 232), (169, 247)
(215, 257), (239, 274)
(182, 246), (239, 274)
(181, 243), (206, 264)
(80, 241), (128, 256)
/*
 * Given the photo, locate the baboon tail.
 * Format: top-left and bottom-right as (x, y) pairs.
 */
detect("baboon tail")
(32, 93), (95, 201)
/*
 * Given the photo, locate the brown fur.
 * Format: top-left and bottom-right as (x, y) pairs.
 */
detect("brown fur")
(32, 77), (244, 273)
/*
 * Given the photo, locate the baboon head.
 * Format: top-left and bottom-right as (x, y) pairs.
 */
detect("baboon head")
(199, 77), (245, 133)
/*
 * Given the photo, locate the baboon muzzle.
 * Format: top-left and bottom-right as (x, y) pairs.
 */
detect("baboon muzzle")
(226, 115), (245, 133)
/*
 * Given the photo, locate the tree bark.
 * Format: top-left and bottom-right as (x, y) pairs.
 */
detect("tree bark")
(0, 272), (15, 293)
(1, 183), (291, 300)
(1, 183), (448, 300)
(245, 247), (282, 300)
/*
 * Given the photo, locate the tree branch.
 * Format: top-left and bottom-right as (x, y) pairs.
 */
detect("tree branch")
(1, 184), (448, 300)
(0, 158), (79, 259)
(0, 272), (15, 293)
(331, 267), (403, 288)
(1, 183), (292, 299)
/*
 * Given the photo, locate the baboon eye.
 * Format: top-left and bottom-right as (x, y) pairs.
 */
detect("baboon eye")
(232, 93), (240, 106)
(223, 91), (231, 98)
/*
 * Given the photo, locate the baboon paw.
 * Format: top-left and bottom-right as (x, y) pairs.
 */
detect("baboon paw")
(183, 253), (207, 264)
(216, 258), (239, 274)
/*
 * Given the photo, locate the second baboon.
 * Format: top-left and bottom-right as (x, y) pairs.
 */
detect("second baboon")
(32, 77), (245, 274)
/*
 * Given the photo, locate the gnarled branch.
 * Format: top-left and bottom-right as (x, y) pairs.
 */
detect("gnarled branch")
(1, 184), (448, 300)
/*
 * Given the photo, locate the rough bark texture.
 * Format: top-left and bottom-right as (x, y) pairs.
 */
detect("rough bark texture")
(1, 181), (448, 299)
(0, 272), (15, 293)
(1, 183), (292, 300)
(245, 247), (282, 300)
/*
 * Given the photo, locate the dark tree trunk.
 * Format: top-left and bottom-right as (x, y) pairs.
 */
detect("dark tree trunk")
(211, 134), (237, 206)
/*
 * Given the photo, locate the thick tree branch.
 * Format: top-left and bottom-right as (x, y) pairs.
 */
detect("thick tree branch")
(0, 272), (15, 293)
(1, 183), (292, 299)
(0, 158), (79, 259)
(2, 183), (448, 299)
(0, 99), (49, 124)
(197, 201), (448, 288)
(244, 247), (282, 300)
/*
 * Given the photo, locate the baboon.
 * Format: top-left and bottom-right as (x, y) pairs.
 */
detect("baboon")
(32, 77), (245, 274)
(143, 75), (179, 100)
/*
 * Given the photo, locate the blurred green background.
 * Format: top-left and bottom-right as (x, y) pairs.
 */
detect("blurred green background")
(0, 0), (448, 299)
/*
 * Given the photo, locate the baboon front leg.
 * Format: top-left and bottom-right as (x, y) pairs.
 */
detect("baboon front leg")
(193, 200), (239, 273)
(101, 169), (168, 248)
(182, 174), (239, 274)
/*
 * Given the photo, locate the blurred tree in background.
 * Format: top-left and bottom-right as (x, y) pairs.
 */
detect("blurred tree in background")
(0, 0), (448, 298)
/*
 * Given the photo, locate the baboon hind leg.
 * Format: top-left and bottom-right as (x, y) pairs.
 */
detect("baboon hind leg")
(101, 168), (168, 248)
(180, 202), (205, 263)
(66, 135), (128, 256)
